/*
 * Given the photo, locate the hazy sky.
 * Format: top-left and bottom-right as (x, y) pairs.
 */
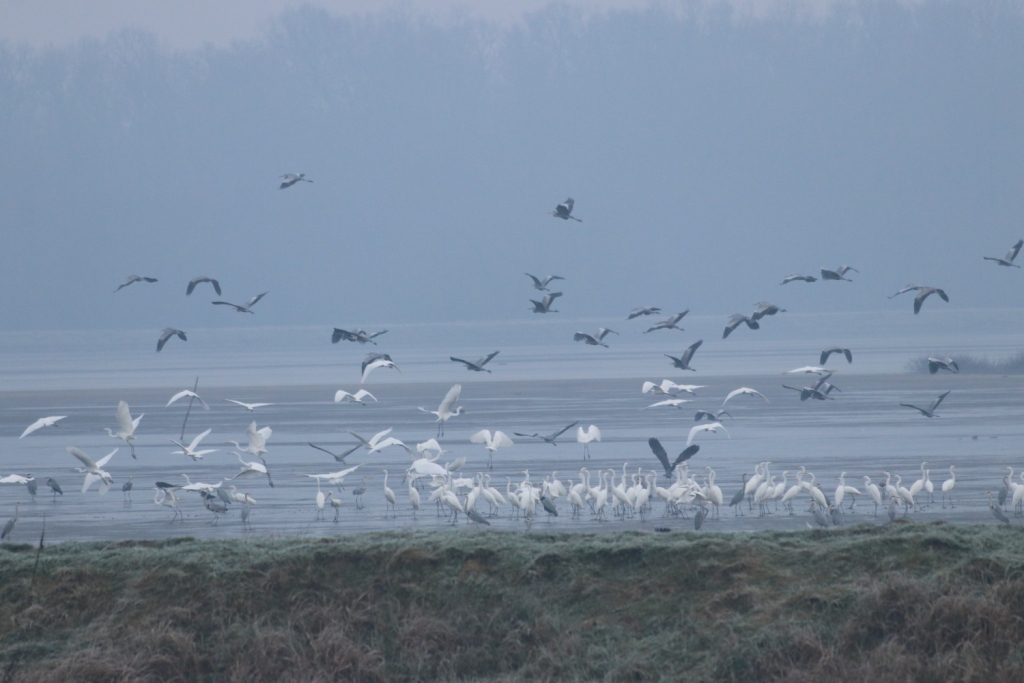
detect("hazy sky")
(1, 0), (1022, 333)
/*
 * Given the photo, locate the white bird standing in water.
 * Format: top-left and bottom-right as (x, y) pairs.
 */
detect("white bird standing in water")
(470, 429), (515, 468)
(576, 425), (601, 459)
(419, 384), (463, 437)
(104, 401), (142, 459)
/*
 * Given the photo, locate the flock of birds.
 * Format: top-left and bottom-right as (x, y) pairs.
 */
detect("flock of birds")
(3, 185), (1023, 541)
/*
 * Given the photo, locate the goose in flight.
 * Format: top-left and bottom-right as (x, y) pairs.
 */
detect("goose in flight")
(418, 384), (463, 437)
(212, 292), (268, 314)
(334, 389), (377, 404)
(225, 399), (275, 411)
(550, 197), (582, 222)
(525, 274), (564, 291)
(156, 328), (187, 352)
(68, 446), (117, 494)
(575, 425), (601, 459)
(781, 274), (817, 284)
(751, 302), (786, 322)
(628, 306), (661, 319)
(723, 314), (759, 339)
(279, 173), (313, 189)
(332, 328), (388, 345)
(166, 389), (209, 410)
(642, 379), (705, 396)
(722, 387), (769, 407)
(186, 276), (221, 296)
(574, 328), (618, 348)
(666, 339), (703, 371)
(169, 428), (217, 461)
(530, 292), (562, 314)
(901, 391), (950, 418)
(20, 415), (66, 439)
(514, 421), (579, 446)
(104, 401), (142, 458)
(644, 311), (688, 334)
(983, 239), (1023, 268)
(115, 275), (157, 292)
(927, 357), (959, 374)
(820, 265), (858, 281)
(912, 287), (949, 314)
(648, 438), (699, 477)
(470, 429), (515, 468)
(361, 356), (400, 383)
(687, 422), (730, 447)
(820, 347), (853, 365)
(451, 351), (500, 372)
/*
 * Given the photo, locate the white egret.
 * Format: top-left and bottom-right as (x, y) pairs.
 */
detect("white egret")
(575, 425), (601, 459)
(68, 446), (116, 494)
(941, 466), (956, 508)
(383, 470), (397, 517)
(361, 358), (400, 383)
(647, 398), (693, 409)
(20, 415), (67, 439)
(104, 401), (142, 458)
(166, 390), (209, 410)
(224, 399), (274, 411)
(227, 421), (272, 457)
(686, 422), (729, 447)
(168, 428), (217, 461)
(863, 476), (883, 516)
(470, 429), (515, 468)
(418, 384), (463, 437)
(642, 380), (705, 396)
(334, 389), (377, 405)
(154, 488), (182, 522)
(722, 387), (769, 407)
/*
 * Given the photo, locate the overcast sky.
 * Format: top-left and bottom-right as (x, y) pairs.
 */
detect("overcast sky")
(1, 0), (1022, 333)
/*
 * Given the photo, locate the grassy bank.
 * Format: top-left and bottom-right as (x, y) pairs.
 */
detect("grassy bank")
(1, 523), (1024, 682)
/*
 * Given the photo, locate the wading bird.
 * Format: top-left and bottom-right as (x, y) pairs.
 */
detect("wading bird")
(156, 328), (187, 352)
(20, 415), (66, 439)
(820, 265), (858, 281)
(227, 421), (272, 457)
(642, 380), (705, 396)
(186, 276), (221, 296)
(928, 357), (959, 374)
(115, 275), (157, 292)
(722, 387), (769, 407)
(2, 503), (20, 542)
(168, 428), (217, 461)
(628, 306), (661, 319)
(666, 339), (703, 372)
(900, 391), (950, 418)
(419, 384), (463, 437)
(912, 287), (949, 314)
(687, 422), (729, 447)
(104, 401), (142, 458)
(820, 347), (853, 365)
(525, 274), (564, 291)
(644, 311), (688, 333)
(450, 351), (500, 372)
(550, 197), (581, 222)
(68, 446), (116, 494)
(751, 302), (786, 321)
(212, 292), (268, 314)
(723, 314), (759, 339)
(166, 389), (209, 410)
(576, 425), (601, 459)
(470, 430), (515, 468)
(308, 442), (360, 463)
(331, 328), (387, 345)
(154, 487), (182, 522)
(781, 274), (817, 284)
(334, 389), (377, 405)
(983, 239), (1023, 268)
(122, 477), (134, 502)
(44, 478), (63, 499)
(514, 421), (579, 446)
(224, 399), (274, 411)
(529, 292), (562, 314)
(694, 409), (732, 422)
(574, 328), (618, 348)
(279, 173), (312, 189)
(361, 355), (400, 383)
(648, 438), (700, 478)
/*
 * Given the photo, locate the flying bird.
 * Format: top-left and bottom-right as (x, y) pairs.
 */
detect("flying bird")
(530, 292), (562, 314)
(450, 351), (500, 372)
(782, 373), (839, 401)
(550, 197), (581, 222)
(574, 328), (618, 348)
(20, 415), (66, 439)
(648, 438), (700, 478)
(627, 306), (661, 319)
(666, 339), (703, 372)
(104, 401), (142, 458)
(418, 384), (463, 437)
(186, 276), (221, 296)
(781, 274), (817, 284)
(361, 356), (400, 383)
(224, 399), (274, 411)
(279, 173), (313, 189)
(900, 390), (951, 418)
(212, 292), (268, 314)
(687, 422), (730, 447)
(983, 239), (1023, 268)
(115, 275), (157, 292)
(646, 398), (693, 409)
(228, 421), (272, 457)
(514, 421), (579, 446)
(888, 284), (923, 299)
(331, 328), (388, 345)
(156, 328), (187, 352)
(166, 389), (209, 410)
(68, 446), (117, 494)
(168, 428), (218, 461)
(525, 274), (565, 291)
(751, 302), (786, 322)
(912, 287), (949, 314)
(722, 387), (769, 407)
(642, 379), (705, 396)
(694, 409), (732, 422)
(820, 347), (853, 365)
(723, 314), (759, 339)
(334, 389), (377, 404)
(644, 311), (688, 333)
(308, 442), (361, 463)
(927, 357), (959, 374)
(820, 265), (858, 281)
(785, 366), (829, 375)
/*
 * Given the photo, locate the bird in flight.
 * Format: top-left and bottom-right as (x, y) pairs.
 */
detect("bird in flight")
(279, 173), (313, 189)
(361, 354), (400, 383)
(901, 390), (951, 418)
(574, 328), (618, 348)
(157, 328), (187, 352)
(225, 399), (274, 411)
(418, 384), (464, 437)
(666, 339), (703, 372)
(530, 292), (562, 314)
(820, 347), (853, 365)
(332, 328), (388, 345)
(927, 357), (959, 374)
(723, 314), (759, 339)
(820, 265), (858, 281)
(648, 438), (699, 477)
(781, 274), (817, 284)
(115, 275), (157, 292)
(525, 274), (565, 291)
(722, 387), (769, 407)
(451, 351), (500, 373)
(20, 415), (67, 439)
(912, 287), (949, 314)
(212, 292), (268, 314)
(644, 311), (688, 333)
(983, 239), (1023, 268)
(186, 276), (221, 296)
(751, 302), (786, 322)
(166, 389), (209, 410)
(628, 306), (661, 319)
(514, 421), (579, 446)
(550, 197), (582, 222)
(334, 389), (377, 404)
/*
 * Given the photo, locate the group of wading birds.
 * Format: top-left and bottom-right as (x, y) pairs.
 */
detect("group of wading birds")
(4, 189), (1023, 540)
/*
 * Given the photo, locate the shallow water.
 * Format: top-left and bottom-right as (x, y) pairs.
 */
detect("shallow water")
(1, 310), (1023, 543)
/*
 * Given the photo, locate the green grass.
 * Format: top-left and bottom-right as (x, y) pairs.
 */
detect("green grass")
(2, 523), (1024, 681)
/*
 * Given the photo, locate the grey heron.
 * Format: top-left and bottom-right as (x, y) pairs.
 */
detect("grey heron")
(332, 328), (388, 345)
(20, 415), (67, 439)
(550, 197), (582, 222)
(988, 491), (1010, 524)
(723, 314), (759, 339)
(1, 503), (20, 542)
(574, 328), (618, 348)
(820, 265), (858, 281)
(122, 477), (133, 502)
(186, 276), (221, 296)
(156, 328), (186, 352)
(450, 351), (500, 372)
(115, 275), (157, 292)
(820, 347), (853, 365)
(665, 339), (703, 371)
(279, 173), (313, 189)
(644, 311), (688, 334)
(308, 442), (361, 463)
(912, 287), (949, 314)
(900, 390), (951, 418)
(212, 292), (268, 314)
(694, 409), (732, 422)
(647, 438), (699, 478)
(530, 292), (562, 313)
(780, 274), (817, 284)
(44, 478), (63, 499)
(628, 306), (661, 319)
(525, 273), (565, 291)
(514, 421), (579, 446)
(751, 302), (786, 321)
(983, 239), (1023, 268)
(889, 284), (923, 299)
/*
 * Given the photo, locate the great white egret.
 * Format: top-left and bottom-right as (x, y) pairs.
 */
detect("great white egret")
(575, 425), (601, 459)
(168, 428), (217, 461)
(983, 239), (1023, 268)
(687, 422), (729, 447)
(525, 273), (564, 291)
(361, 356), (400, 383)
(574, 328), (618, 347)
(722, 387), (769, 407)
(820, 265), (858, 281)
(334, 389), (377, 405)
(551, 197), (581, 222)
(157, 328), (187, 352)
(723, 314), (759, 339)
(186, 276), (221, 295)
(20, 415), (66, 438)
(646, 398), (693, 409)
(68, 446), (116, 494)
(514, 421), (579, 446)
(644, 311), (687, 333)
(154, 487), (182, 522)
(912, 287), (949, 314)
(529, 292), (562, 314)
(781, 274), (817, 284)
(279, 173), (313, 189)
(382, 470), (397, 517)
(627, 306), (661, 319)
(104, 401), (142, 458)
(900, 390), (950, 418)
(820, 347), (853, 365)
(227, 421), (272, 456)
(450, 351), (500, 372)
(642, 380), (705, 395)
(224, 399), (275, 411)
(941, 466), (956, 508)
(665, 339), (703, 372)
(115, 275), (157, 292)
(166, 389), (209, 410)
(332, 328), (388, 345)
(418, 384), (463, 437)
(470, 429), (515, 468)
(212, 292), (268, 314)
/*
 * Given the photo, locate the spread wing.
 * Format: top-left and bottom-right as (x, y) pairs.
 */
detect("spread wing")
(116, 401), (134, 433)
(931, 391), (951, 412)
(479, 351), (500, 366)
(438, 384), (462, 414)
(188, 428), (213, 451)
(245, 292), (269, 309)
(551, 421), (579, 439)
(67, 446), (97, 469)
(648, 438), (671, 475)
(95, 448), (118, 468)
(672, 444), (700, 469)
(470, 429), (492, 445)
